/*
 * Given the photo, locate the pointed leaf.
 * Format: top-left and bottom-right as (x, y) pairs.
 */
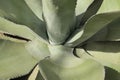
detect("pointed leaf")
(42, 0), (77, 44)
(35, 71), (45, 80)
(0, 17), (50, 61)
(85, 41), (120, 72)
(39, 59), (105, 80)
(28, 65), (40, 80)
(0, 17), (50, 79)
(79, 0), (103, 26)
(75, 0), (93, 16)
(39, 46), (105, 80)
(0, 40), (37, 80)
(105, 67), (120, 80)
(87, 18), (120, 42)
(65, 11), (120, 47)
(0, 0), (47, 40)
(98, 0), (120, 13)
(25, 0), (43, 21)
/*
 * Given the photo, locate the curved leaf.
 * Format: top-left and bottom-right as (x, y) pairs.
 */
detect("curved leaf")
(78, 0), (103, 26)
(87, 18), (120, 42)
(42, 0), (77, 44)
(0, 17), (50, 79)
(0, 17), (50, 60)
(75, 0), (93, 16)
(65, 11), (120, 47)
(25, 0), (43, 21)
(85, 41), (120, 72)
(98, 0), (120, 13)
(35, 71), (45, 80)
(75, 0), (103, 29)
(105, 67), (120, 80)
(28, 65), (40, 80)
(0, 0), (47, 40)
(39, 59), (105, 80)
(75, 0), (94, 30)
(0, 40), (37, 80)
(39, 46), (105, 80)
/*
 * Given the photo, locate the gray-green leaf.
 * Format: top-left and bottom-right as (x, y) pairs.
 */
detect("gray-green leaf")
(65, 11), (120, 47)
(85, 41), (120, 72)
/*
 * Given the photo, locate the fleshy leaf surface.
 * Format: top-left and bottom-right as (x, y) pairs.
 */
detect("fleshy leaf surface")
(65, 11), (120, 47)
(98, 0), (120, 13)
(105, 67), (120, 80)
(42, 0), (77, 44)
(0, 0), (47, 40)
(0, 40), (37, 80)
(75, 0), (94, 16)
(87, 18), (120, 42)
(25, 0), (43, 21)
(78, 0), (103, 26)
(0, 17), (50, 79)
(39, 46), (105, 80)
(85, 41), (120, 72)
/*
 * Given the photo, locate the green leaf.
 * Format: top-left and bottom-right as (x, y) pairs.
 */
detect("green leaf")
(98, 0), (120, 13)
(85, 41), (120, 72)
(75, 0), (93, 29)
(75, 0), (103, 29)
(39, 46), (105, 80)
(42, 0), (77, 44)
(0, 17), (50, 79)
(65, 11), (120, 47)
(35, 71), (45, 80)
(75, 0), (94, 16)
(105, 67), (120, 80)
(0, 17), (50, 61)
(28, 65), (43, 80)
(87, 18), (120, 42)
(0, 0), (47, 40)
(104, 18), (120, 41)
(0, 40), (37, 80)
(78, 0), (103, 26)
(39, 59), (105, 80)
(25, 0), (43, 21)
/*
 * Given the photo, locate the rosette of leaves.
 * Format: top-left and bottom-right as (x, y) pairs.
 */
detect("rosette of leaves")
(0, 0), (120, 80)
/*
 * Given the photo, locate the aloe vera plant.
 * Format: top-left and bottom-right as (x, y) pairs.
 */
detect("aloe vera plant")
(0, 0), (120, 80)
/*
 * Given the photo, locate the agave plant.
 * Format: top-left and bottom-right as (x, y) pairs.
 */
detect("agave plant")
(0, 0), (120, 80)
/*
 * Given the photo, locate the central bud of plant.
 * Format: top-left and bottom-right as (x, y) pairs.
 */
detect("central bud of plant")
(48, 45), (85, 67)
(42, 0), (77, 45)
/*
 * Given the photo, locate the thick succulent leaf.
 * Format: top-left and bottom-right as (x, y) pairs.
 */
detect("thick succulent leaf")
(42, 0), (77, 44)
(35, 71), (45, 80)
(0, 17), (50, 61)
(39, 59), (105, 80)
(87, 18), (120, 42)
(78, 0), (103, 26)
(25, 0), (43, 21)
(105, 67), (120, 80)
(72, 0), (103, 40)
(39, 46), (105, 80)
(28, 65), (40, 80)
(0, 0), (47, 40)
(75, 0), (94, 16)
(0, 40), (37, 80)
(98, 0), (120, 13)
(0, 17), (50, 79)
(75, 0), (93, 29)
(85, 41), (120, 72)
(65, 11), (120, 47)
(75, 0), (103, 28)
(105, 18), (120, 41)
